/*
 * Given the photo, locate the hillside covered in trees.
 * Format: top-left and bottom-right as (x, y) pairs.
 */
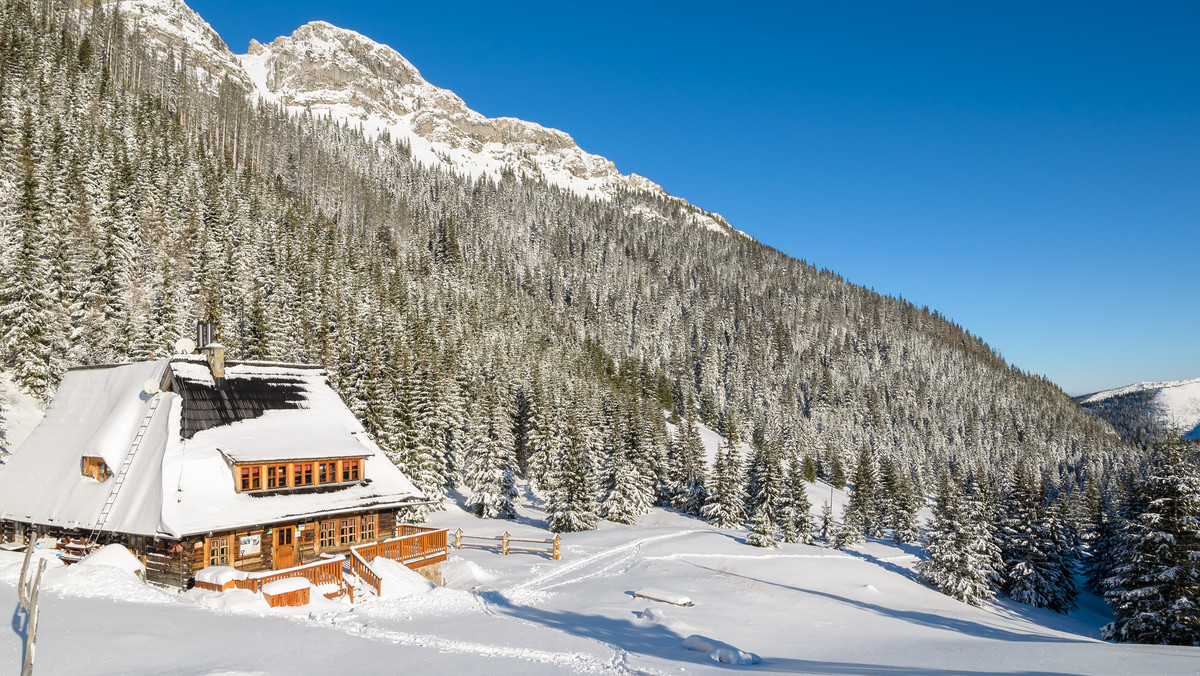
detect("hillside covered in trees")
(0, 0), (1132, 525)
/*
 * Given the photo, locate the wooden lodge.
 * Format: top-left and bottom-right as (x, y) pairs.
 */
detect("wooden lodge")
(0, 337), (445, 593)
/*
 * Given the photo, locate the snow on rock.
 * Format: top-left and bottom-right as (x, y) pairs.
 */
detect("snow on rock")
(370, 556), (436, 598)
(77, 544), (146, 579)
(261, 577), (311, 595)
(633, 587), (694, 606)
(682, 635), (762, 666)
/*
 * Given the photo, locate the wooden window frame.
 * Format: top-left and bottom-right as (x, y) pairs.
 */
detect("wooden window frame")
(233, 457), (367, 493)
(319, 520), (336, 550)
(266, 464), (288, 489)
(207, 536), (230, 567)
(339, 517), (357, 546)
(294, 463), (314, 487)
(240, 466), (261, 491)
(361, 514), (377, 542)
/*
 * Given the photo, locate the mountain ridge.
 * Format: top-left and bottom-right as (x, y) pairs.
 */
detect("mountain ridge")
(1078, 377), (1200, 443)
(112, 0), (737, 235)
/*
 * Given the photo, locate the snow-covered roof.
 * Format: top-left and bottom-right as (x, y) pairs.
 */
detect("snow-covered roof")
(0, 358), (425, 538)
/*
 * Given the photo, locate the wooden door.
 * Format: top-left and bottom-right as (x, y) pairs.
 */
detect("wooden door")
(273, 526), (296, 569)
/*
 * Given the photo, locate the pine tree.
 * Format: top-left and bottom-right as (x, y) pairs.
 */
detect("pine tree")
(464, 396), (518, 519)
(818, 500), (834, 545)
(918, 472), (1002, 606)
(601, 442), (653, 525)
(746, 444), (786, 547)
(702, 425), (747, 529)
(1084, 495), (1119, 595)
(779, 453), (814, 543)
(547, 409), (598, 532)
(843, 445), (884, 540)
(998, 464), (1076, 613)
(670, 411), (708, 515)
(0, 395), (9, 465)
(1102, 440), (1200, 645)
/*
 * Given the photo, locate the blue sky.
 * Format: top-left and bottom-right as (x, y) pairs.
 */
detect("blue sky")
(190, 1), (1199, 395)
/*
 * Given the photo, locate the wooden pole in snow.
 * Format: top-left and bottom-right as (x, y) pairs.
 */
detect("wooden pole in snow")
(18, 539), (46, 676)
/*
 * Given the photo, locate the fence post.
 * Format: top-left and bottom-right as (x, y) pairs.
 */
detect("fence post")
(455, 528), (463, 550)
(502, 532), (510, 556)
(18, 540), (46, 676)
(552, 535), (561, 560)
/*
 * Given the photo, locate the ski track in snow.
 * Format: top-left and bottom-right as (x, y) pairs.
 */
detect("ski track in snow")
(327, 614), (630, 674)
(514, 530), (700, 593)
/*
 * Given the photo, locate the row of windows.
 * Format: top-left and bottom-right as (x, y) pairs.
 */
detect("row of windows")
(206, 514), (381, 567)
(318, 514), (377, 549)
(237, 459), (362, 492)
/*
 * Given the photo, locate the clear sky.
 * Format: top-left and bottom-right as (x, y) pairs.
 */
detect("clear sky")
(189, 1), (1199, 395)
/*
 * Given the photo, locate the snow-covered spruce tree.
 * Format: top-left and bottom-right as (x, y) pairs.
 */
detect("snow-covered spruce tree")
(464, 397), (518, 519)
(523, 387), (560, 492)
(998, 464), (1076, 613)
(601, 442), (654, 525)
(780, 453), (814, 543)
(918, 472), (1001, 605)
(843, 445), (884, 541)
(1102, 440), (1200, 645)
(547, 410), (599, 533)
(670, 411), (708, 515)
(818, 500), (835, 545)
(0, 395), (9, 465)
(0, 108), (58, 402)
(746, 444), (786, 547)
(882, 457), (921, 544)
(833, 502), (866, 549)
(1084, 495), (1119, 595)
(746, 500), (779, 548)
(702, 422), (747, 529)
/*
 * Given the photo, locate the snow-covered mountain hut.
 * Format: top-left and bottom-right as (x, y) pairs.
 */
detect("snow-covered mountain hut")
(0, 345), (434, 587)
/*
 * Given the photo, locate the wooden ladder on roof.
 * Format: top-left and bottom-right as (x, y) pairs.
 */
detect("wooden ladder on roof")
(87, 394), (164, 546)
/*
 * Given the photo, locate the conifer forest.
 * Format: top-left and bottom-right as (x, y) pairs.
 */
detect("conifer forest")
(0, 0), (1195, 646)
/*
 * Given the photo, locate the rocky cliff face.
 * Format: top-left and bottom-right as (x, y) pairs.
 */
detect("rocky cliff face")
(113, 2), (733, 234)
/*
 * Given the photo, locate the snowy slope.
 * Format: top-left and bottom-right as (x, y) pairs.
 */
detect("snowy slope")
(1079, 377), (1200, 440)
(109, 0), (738, 236)
(5, 492), (1199, 674)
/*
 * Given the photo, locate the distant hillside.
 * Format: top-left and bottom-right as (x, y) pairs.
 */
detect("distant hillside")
(1077, 378), (1200, 445)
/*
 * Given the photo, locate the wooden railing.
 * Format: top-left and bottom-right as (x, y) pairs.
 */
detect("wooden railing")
(453, 530), (560, 560)
(348, 548), (383, 597)
(233, 555), (346, 595)
(345, 526), (449, 596)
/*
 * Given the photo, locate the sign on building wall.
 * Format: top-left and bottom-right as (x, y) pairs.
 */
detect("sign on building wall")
(239, 534), (261, 556)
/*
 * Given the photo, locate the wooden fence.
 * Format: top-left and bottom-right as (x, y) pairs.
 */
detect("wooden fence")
(453, 530), (560, 560)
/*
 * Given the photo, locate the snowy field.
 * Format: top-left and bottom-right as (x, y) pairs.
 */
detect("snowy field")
(3, 486), (1198, 676)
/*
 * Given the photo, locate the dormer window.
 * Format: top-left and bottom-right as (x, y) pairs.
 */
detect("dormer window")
(266, 465), (287, 489)
(240, 466), (261, 491)
(294, 463), (314, 487)
(81, 456), (113, 482)
(232, 457), (366, 493)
